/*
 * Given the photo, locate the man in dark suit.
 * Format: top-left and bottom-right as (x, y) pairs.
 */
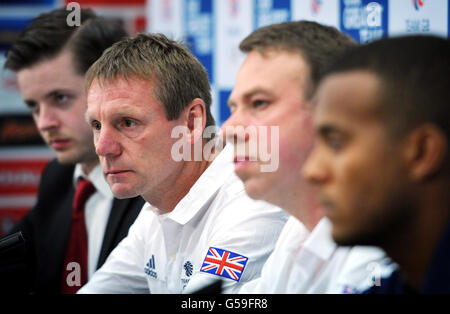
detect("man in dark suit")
(1, 8), (144, 294)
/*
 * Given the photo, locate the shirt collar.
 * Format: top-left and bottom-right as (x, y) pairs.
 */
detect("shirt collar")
(302, 217), (337, 261)
(73, 163), (114, 199)
(149, 144), (235, 225)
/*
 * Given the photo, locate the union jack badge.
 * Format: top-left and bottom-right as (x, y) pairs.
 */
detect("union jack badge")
(200, 247), (248, 282)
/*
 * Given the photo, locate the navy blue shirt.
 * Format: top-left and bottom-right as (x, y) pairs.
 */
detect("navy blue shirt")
(363, 220), (450, 294)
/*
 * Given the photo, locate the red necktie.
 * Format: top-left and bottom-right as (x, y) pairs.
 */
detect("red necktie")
(61, 179), (96, 294)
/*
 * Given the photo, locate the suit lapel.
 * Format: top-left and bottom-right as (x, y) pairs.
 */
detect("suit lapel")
(96, 198), (131, 268)
(37, 186), (74, 291)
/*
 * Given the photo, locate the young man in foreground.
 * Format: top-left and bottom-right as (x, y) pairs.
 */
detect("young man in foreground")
(304, 35), (450, 293)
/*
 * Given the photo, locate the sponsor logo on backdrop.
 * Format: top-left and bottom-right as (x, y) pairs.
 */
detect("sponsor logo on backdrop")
(341, 0), (387, 43)
(230, 0), (240, 17)
(185, 0), (213, 81)
(255, 0), (290, 29)
(162, 0), (173, 20)
(389, 0), (446, 37)
(412, 0), (424, 11)
(312, 0), (323, 14)
(407, 0), (430, 33)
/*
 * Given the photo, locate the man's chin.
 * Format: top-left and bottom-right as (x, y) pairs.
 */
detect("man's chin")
(242, 179), (273, 204)
(54, 153), (80, 166)
(112, 190), (138, 199)
(55, 151), (97, 167)
(110, 184), (140, 200)
(332, 227), (379, 247)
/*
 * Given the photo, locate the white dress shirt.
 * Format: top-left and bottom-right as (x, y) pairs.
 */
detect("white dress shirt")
(74, 164), (114, 280)
(239, 216), (396, 293)
(79, 145), (289, 294)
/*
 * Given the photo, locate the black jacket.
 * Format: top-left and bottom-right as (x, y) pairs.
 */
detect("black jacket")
(0, 159), (145, 294)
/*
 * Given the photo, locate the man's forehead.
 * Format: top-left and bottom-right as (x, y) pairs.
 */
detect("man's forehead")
(18, 51), (78, 80)
(240, 49), (309, 76)
(86, 76), (166, 122)
(88, 76), (153, 100)
(231, 52), (308, 97)
(316, 71), (381, 116)
(21, 50), (78, 76)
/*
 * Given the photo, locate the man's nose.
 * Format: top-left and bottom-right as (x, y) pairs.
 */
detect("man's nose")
(221, 110), (251, 145)
(302, 146), (329, 185)
(36, 104), (59, 132)
(95, 126), (122, 158)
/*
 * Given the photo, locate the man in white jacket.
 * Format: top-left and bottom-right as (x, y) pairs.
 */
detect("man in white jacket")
(79, 33), (288, 293)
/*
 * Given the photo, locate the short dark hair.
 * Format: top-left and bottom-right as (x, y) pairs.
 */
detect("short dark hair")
(85, 33), (215, 127)
(323, 35), (450, 139)
(239, 20), (357, 99)
(4, 8), (127, 75)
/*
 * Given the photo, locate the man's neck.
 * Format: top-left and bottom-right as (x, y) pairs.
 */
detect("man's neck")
(275, 184), (322, 232)
(383, 192), (450, 291)
(145, 157), (213, 214)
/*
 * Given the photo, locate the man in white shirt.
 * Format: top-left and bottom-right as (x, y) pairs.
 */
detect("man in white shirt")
(80, 33), (287, 293)
(223, 21), (394, 294)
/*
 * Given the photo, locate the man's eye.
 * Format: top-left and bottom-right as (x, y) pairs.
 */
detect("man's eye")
(25, 101), (38, 112)
(123, 119), (136, 128)
(253, 100), (268, 108)
(92, 121), (101, 131)
(55, 93), (69, 103)
(327, 136), (344, 151)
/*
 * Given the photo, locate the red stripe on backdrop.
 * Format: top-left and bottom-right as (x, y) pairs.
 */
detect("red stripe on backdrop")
(0, 159), (49, 195)
(65, 0), (146, 5)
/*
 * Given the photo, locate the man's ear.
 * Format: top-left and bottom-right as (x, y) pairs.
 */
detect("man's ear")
(403, 124), (448, 181)
(184, 98), (206, 144)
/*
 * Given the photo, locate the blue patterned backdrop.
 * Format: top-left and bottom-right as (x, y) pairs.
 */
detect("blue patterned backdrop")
(148, 0), (450, 125)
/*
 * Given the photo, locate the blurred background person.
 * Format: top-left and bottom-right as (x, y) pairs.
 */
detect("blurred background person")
(223, 20), (393, 294)
(304, 35), (450, 293)
(1, 8), (144, 294)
